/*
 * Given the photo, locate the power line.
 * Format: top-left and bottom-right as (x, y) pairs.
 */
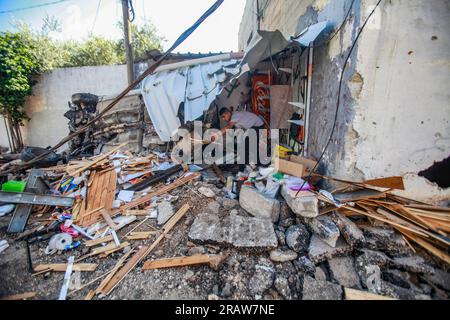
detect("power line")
(91, 0), (102, 34)
(296, 0), (383, 196)
(0, 0), (72, 15)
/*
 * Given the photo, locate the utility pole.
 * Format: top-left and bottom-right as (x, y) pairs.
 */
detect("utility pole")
(121, 0), (134, 85)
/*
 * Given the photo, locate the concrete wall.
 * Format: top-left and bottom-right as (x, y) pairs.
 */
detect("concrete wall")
(239, 0), (450, 203)
(20, 64), (128, 149)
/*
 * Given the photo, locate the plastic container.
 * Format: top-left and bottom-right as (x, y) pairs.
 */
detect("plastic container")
(1, 180), (26, 193)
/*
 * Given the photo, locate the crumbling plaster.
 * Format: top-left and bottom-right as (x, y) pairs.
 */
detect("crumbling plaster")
(22, 64), (129, 149)
(238, 0), (450, 202)
(353, 0), (450, 202)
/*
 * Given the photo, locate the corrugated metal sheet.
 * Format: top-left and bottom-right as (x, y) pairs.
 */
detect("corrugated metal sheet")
(141, 56), (241, 141)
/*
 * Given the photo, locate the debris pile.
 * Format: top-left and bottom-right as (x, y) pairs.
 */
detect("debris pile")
(0, 148), (449, 300)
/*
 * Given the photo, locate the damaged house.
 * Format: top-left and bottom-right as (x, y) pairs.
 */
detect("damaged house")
(0, 0), (449, 302)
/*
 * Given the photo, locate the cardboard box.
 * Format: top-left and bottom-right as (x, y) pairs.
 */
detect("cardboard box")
(274, 155), (317, 178)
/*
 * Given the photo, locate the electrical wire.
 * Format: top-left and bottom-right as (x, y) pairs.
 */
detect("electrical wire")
(295, 0), (383, 196)
(0, 0), (72, 14)
(91, 0), (102, 34)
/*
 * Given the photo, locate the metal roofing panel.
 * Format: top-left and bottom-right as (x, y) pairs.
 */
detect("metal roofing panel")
(141, 57), (241, 141)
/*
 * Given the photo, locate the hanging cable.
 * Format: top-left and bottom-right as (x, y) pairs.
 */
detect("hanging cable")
(295, 0), (383, 196)
(91, 0), (102, 34)
(0, 0), (71, 14)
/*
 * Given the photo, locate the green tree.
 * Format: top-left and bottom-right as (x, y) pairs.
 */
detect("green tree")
(0, 31), (41, 151)
(65, 36), (121, 67)
(116, 20), (166, 62)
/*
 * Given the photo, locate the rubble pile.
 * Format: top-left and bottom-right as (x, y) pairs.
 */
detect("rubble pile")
(0, 148), (449, 300)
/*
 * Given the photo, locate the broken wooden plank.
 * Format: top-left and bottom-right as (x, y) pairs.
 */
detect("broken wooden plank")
(126, 231), (158, 240)
(334, 189), (385, 202)
(76, 169), (117, 227)
(69, 142), (127, 176)
(142, 254), (225, 271)
(96, 249), (134, 295)
(100, 204), (190, 296)
(85, 234), (114, 247)
(0, 291), (36, 300)
(402, 231), (450, 265)
(344, 288), (396, 300)
(34, 263), (97, 272)
(363, 176), (404, 190)
(100, 209), (119, 230)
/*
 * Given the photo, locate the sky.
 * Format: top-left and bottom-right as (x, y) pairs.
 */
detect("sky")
(0, 0), (247, 53)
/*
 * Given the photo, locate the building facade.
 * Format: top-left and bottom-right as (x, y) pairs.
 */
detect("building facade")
(239, 0), (450, 203)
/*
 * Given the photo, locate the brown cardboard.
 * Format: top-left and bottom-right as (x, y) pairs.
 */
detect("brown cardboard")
(274, 155), (317, 177)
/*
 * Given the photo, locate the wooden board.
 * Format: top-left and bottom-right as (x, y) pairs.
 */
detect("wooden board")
(363, 176), (404, 190)
(0, 291), (36, 300)
(112, 173), (199, 216)
(34, 263), (97, 272)
(99, 204), (190, 296)
(142, 254), (225, 270)
(75, 169), (117, 227)
(334, 189), (385, 202)
(85, 234), (114, 247)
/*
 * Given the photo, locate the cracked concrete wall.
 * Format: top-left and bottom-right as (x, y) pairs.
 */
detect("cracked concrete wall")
(239, 0), (450, 203)
(21, 64), (128, 149)
(353, 0), (450, 203)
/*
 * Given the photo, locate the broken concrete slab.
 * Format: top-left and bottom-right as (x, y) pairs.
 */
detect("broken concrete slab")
(285, 224), (310, 253)
(392, 256), (435, 275)
(269, 249), (298, 262)
(188, 212), (278, 249)
(308, 235), (352, 264)
(281, 186), (318, 218)
(328, 256), (362, 289)
(304, 215), (340, 247)
(302, 275), (343, 300)
(360, 226), (414, 257)
(239, 186), (280, 222)
(157, 201), (174, 225)
(330, 211), (364, 247)
(355, 249), (391, 291)
(274, 275), (292, 299)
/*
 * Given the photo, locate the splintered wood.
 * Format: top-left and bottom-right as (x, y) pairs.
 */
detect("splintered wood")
(329, 175), (450, 264)
(99, 204), (191, 296)
(75, 169), (117, 227)
(142, 254), (225, 271)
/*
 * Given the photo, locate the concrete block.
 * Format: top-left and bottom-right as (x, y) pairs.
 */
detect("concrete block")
(302, 276), (343, 300)
(239, 186), (280, 222)
(281, 185), (318, 218)
(305, 215), (340, 247)
(308, 235), (352, 264)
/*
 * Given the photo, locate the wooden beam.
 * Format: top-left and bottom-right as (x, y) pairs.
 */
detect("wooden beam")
(142, 254), (225, 271)
(69, 142), (127, 176)
(344, 288), (396, 300)
(99, 204), (190, 296)
(34, 263), (97, 272)
(84, 234), (114, 247)
(112, 174), (199, 216)
(0, 291), (36, 300)
(363, 176), (404, 190)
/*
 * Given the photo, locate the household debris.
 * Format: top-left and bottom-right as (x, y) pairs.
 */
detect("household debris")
(0, 147), (449, 301)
